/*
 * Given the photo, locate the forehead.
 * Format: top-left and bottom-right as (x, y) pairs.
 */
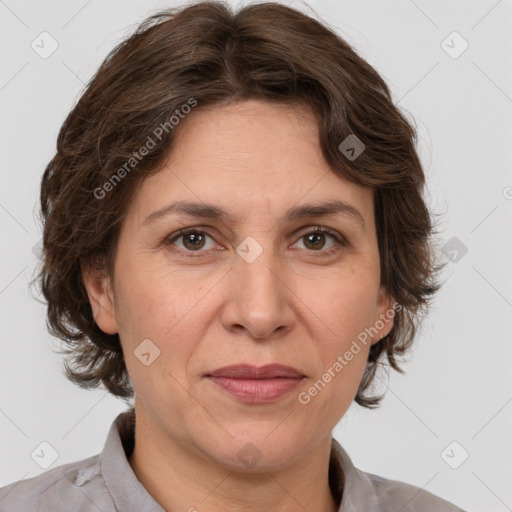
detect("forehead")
(128, 99), (374, 227)
(168, 99), (322, 172)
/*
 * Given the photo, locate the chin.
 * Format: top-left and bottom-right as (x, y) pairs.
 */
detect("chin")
(200, 429), (307, 473)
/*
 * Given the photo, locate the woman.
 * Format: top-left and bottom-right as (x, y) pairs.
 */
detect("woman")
(0, 1), (466, 510)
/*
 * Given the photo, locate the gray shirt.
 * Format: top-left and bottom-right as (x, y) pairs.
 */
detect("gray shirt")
(0, 408), (466, 511)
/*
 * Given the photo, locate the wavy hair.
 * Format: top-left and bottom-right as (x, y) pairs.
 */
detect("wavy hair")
(33, 0), (443, 408)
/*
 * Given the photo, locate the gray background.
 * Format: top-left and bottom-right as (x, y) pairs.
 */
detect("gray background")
(1, 1), (511, 510)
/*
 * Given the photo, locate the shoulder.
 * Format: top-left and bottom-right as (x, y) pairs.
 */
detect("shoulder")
(0, 454), (115, 512)
(364, 471), (467, 511)
(330, 438), (467, 512)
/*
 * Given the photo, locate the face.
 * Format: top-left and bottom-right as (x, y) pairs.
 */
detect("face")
(84, 99), (394, 471)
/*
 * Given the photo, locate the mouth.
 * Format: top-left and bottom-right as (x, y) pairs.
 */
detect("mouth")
(205, 364), (305, 403)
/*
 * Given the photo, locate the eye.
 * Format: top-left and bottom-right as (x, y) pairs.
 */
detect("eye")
(163, 226), (347, 258)
(293, 227), (346, 256)
(165, 228), (217, 255)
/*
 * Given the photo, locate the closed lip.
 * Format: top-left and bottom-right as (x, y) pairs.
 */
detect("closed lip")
(206, 364), (305, 379)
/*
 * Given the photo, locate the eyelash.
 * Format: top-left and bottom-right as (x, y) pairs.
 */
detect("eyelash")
(163, 226), (347, 258)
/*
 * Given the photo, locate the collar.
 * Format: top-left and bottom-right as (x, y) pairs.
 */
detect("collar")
(100, 408), (164, 511)
(100, 408), (377, 512)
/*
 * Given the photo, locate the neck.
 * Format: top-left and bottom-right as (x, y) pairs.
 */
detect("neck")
(128, 412), (340, 512)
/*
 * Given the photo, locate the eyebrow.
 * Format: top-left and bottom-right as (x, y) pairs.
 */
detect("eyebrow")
(142, 199), (366, 229)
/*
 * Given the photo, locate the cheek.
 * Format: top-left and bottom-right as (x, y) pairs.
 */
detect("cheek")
(296, 339), (369, 436)
(113, 254), (201, 338)
(113, 264), (210, 388)
(294, 262), (380, 347)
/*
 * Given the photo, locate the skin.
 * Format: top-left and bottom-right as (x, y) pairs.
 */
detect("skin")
(83, 99), (395, 512)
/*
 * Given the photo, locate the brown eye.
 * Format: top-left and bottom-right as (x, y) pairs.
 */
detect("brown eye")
(181, 231), (206, 250)
(165, 229), (216, 253)
(294, 228), (344, 255)
(303, 232), (328, 251)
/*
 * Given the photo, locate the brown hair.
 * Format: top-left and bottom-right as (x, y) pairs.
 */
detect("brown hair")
(33, 0), (443, 408)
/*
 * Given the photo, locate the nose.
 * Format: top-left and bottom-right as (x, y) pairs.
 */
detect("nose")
(220, 247), (296, 340)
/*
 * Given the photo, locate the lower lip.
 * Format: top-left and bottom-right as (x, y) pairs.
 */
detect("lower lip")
(207, 376), (304, 403)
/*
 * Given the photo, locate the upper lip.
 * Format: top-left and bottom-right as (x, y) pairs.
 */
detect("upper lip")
(207, 364), (305, 379)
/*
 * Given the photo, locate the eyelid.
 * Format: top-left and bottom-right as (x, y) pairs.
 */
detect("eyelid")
(164, 227), (222, 254)
(294, 225), (345, 241)
(163, 225), (347, 256)
(292, 226), (348, 254)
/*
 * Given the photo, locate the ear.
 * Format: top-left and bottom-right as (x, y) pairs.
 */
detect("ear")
(371, 284), (396, 345)
(81, 264), (118, 335)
